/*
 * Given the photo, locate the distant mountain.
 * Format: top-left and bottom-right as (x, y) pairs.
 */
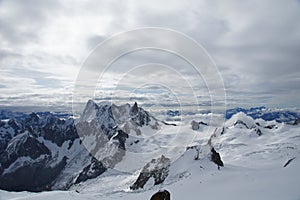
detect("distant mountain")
(166, 110), (181, 117)
(0, 110), (73, 121)
(0, 110), (28, 121)
(226, 107), (300, 123)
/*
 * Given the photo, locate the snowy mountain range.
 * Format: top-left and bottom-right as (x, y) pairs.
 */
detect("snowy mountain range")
(0, 100), (170, 192)
(0, 102), (300, 199)
(226, 106), (300, 123)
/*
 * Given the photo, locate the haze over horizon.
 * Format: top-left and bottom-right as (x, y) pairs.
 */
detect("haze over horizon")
(1, 0), (300, 112)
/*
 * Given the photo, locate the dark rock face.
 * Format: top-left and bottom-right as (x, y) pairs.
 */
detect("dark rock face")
(25, 113), (39, 124)
(131, 102), (139, 114)
(255, 128), (262, 136)
(191, 120), (200, 130)
(130, 102), (151, 127)
(264, 124), (276, 129)
(40, 120), (78, 147)
(130, 155), (171, 190)
(234, 120), (249, 129)
(75, 158), (106, 184)
(0, 131), (69, 192)
(0, 156), (67, 192)
(112, 130), (128, 150)
(220, 127), (225, 135)
(199, 121), (208, 126)
(191, 120), (208, 130)
(211, 148), (224, 169)
(287, 119), (300, 125)
(283, 157), (296, 168)
(150, 189), (171, 200)
(0, 133), (51, 172)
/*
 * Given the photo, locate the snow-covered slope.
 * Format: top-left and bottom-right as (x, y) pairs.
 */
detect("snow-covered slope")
(1, 140), (299, 200)
(0, 105), (300, 199)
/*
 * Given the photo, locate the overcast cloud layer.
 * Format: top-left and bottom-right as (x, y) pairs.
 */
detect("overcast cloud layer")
(0, 0), (300, 112)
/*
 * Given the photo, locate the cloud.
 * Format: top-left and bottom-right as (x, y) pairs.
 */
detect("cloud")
(0, 0), (300, 111)
(0, 0), (62, 46)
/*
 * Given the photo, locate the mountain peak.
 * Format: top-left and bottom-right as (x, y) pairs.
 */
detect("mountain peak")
(86, 99), (98, 109)
(81, 99), (100, 122)
(131, 102), (139, 114)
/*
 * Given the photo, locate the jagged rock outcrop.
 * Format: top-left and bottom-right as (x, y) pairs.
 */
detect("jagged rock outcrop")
(287, 119), (300, 125)
(130, 102), (151, 127)
(264, 124), (276, 129)
(211, 148), (224, 169)
(254, 127), (262, 136)
(0, 132), (68, 191)
(74, 158), (107, 184)
(191, 120), (208, 130)
(283, 157), (296, 168)
(234, 120), (250, 129)
(191, 120), (200, 130)
(150, 189), (171, 200)
(130, 155), (171, 190)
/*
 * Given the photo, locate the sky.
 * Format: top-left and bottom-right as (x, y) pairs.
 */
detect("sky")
(0, 0), (300, 112)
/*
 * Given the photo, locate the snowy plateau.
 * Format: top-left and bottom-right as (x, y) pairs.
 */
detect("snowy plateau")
(0, 101), (300, 200)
